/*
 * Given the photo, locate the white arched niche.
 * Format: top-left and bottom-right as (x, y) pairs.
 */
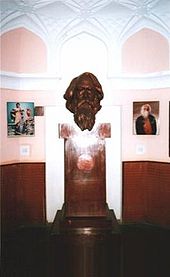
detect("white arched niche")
(57, 33), (108, 104)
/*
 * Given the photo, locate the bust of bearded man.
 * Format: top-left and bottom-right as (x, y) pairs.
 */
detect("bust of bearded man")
(63, 72), (104, 131)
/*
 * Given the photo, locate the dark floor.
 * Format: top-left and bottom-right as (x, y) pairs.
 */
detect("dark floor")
(1, 223), (170, 277)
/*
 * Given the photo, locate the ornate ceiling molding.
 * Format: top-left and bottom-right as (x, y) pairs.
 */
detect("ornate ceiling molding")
(1, 1), (170, 43)
(0, 0), (170, 89)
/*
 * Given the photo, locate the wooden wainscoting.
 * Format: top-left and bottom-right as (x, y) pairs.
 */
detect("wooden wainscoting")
(2, 161), (170, 229)
(122, 161), (170, 227)
(1, 162), (46, 229)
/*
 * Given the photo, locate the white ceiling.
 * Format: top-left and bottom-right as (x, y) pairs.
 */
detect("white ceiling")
(1, 0), (170, 44)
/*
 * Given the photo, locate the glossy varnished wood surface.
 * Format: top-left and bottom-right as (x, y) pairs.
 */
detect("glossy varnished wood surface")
(1, 162), (46, 230)
(59, 123), (111, 217)
(123, 161), (170, 227)
(50, 206), (121, 277)
(2, 223), (170, 277)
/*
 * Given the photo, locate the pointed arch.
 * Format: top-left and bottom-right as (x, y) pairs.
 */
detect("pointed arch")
(0, 27), (47, 73)
(58, 31), (109, 79)
(122, 28), (169, 74)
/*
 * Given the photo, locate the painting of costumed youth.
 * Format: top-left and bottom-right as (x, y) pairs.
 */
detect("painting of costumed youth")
(7, 102), (34, 137)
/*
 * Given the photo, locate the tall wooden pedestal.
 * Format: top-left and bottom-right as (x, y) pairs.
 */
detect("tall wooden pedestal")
(50, 123), (121, 276)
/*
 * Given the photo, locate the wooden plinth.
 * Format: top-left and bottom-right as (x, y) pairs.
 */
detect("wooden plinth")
(49, 205), (121, 277)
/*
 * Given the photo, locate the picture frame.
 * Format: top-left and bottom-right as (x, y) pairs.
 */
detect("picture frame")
(133, 101), (159, 135)
(7, 102), (35, 137)
(34, 106), (44, 116)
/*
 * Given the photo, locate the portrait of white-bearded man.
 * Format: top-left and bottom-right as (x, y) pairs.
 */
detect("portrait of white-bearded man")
(135, 104), (157, 135)
(63, 72), (104, 131)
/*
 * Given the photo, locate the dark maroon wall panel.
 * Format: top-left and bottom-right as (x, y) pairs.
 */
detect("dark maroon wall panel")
(123, 161), (170, 227)
(2, 161), (170, 229)
(1, 162), (46, 228)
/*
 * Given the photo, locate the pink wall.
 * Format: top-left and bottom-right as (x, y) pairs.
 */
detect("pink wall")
(0, 28), (47, 73)
(0, 88), (58, 164)
(1, 87), (170, 164)
(1, 27), (170, 164)
(122, 28), (169, 73)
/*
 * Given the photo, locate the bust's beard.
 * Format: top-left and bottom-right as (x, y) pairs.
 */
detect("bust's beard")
(74, 104), (95, 131)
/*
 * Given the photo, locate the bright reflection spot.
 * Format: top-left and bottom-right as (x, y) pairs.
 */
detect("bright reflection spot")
(83, 228), (92, 235)
(72, 133), (98, 148)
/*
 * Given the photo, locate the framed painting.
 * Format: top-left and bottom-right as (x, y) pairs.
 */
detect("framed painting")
(7, 102), (35, 137)
(133, 101), (159, 135)
(34, 106), (44, 116)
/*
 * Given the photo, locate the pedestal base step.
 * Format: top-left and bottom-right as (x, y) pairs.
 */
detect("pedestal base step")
(51, 204), (119, 235)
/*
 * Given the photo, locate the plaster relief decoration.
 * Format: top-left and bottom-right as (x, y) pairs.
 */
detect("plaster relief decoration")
(1, 0), (170, 40)
(7, 102), (35, 137)
(133, 101), (159, 135)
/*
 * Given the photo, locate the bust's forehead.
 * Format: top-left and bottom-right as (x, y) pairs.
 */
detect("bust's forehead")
(76, 75), (93, 87)
(77, 82), (92, 89)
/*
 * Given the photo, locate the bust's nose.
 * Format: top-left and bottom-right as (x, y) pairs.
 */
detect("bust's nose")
(84, 88), (89, 99)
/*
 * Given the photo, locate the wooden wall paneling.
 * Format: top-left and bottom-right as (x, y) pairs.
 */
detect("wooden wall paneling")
(1, 164), (19, 226)
(18, 163), (46, 223)
(158, 163), (170, 226)
(2, 161), (170, 229)
(122, 161), (148, 222)
(145, 162), (170, 226)
(1, 163), (46, 229)
(123, 161), (170, 227)
(146, 162), (161, 225)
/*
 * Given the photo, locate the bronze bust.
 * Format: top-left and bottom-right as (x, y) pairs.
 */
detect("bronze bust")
(63, 72), (104, 131)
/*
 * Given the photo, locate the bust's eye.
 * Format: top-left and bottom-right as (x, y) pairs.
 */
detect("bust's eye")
(76, 89), (84, 97)
(79, 89), (84, 95)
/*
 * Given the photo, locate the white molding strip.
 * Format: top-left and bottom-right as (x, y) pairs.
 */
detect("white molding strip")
(107, 71), (170, 89)
(1, 70), (170, 90)
(0, 71), (61, 91)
